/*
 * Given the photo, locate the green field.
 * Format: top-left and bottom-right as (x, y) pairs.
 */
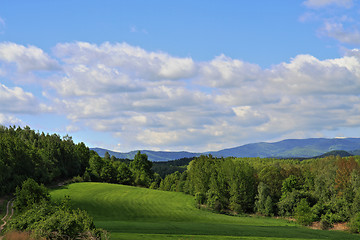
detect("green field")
(51, 183), (360, 240)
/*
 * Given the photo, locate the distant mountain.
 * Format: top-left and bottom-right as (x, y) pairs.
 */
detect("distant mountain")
(91, 138), (360, 161)
(208, 138), (360, 159)
(314, 150), (353, 158)
(91, 148), (200, 161)
(352, 149), (360, 156)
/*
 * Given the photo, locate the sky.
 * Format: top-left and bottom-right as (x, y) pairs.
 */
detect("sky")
(0, 0), (360, 152)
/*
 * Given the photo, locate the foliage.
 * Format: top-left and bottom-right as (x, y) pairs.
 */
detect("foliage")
(4, 125), (360, 233)
(13, 178), (50, 212)
(130, 151), (153, 187)
(182, 156), (257, 213)
(151, 157), (193, 178)
(0, 125), (91, 196)
(6, 200), (106, 239)
(255, 182), (274, 216)
(84, 150), (155, 188)
(50, 182), (360, 240)
(6, 180), (107, 239)
(156, 154), (360, 229)
(294, 199), (316, 226)
(349, 212), (360, 233)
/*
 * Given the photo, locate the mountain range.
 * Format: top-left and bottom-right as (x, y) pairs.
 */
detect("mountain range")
(91, 138), (360, 161)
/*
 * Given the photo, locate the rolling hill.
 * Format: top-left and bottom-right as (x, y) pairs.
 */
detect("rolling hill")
(51, 182), (360, 240)
(92, 137), (360, 161)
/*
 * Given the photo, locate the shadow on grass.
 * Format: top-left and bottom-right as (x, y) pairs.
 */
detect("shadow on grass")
(96, 221), (360, 240)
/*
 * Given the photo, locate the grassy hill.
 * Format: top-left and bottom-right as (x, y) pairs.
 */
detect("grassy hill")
(51, 183), (360, 240)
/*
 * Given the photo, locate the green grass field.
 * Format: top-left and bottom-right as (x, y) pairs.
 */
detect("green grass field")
(51, 183), (360, 240)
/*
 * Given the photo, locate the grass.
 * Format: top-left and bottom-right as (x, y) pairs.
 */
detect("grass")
(51, 182), (360, 240)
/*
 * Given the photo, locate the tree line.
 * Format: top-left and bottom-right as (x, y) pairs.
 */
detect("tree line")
(0, 126), (90, 196)
(157, 154), (360, 232)
(0, 126), (160, 195)
(3, 126), (360, 233)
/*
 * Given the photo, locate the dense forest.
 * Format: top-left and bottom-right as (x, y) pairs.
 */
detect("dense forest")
(159, 155), (360, 232)
(0, 126), (90, 196)
(0, 126), (161, 195)
(3, 126), (360, 236)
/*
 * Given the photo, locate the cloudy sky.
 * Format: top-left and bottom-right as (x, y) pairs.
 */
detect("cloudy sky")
(0, 0), (360, 152)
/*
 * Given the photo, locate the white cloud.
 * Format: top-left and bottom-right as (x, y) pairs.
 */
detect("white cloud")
(0, 42), (60, 72)
(319, 21), (360, 44)
(51, 64), (143, 97)
(268, 54), (360, 95)
(0, 84), (48, 114)
(47, 42), (360, 151)
(301, 0), (360, 46)
(2, 41), (360, 152)
(303, 0), (353, 8)
(54, 42), (195, 82)
(0, 113), (21, 126)
(199, 54), (261, 88)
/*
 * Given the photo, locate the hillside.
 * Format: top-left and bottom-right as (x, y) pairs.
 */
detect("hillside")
(92, 137), (360, 161)
(91, 147), (200, 161)
(210, 138), (360, 158)
(51, 183), (360, 240)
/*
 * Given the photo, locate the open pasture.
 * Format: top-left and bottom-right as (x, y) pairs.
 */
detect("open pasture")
(51, 183), (360, 240)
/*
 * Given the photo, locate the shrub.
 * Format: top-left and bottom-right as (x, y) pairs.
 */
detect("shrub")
(195, 192), (206, 207)
(71, 175), (84, 183)
(294, 199), (315, 226)
(320, 217), (332, 230)
(349, 212), (360, 233)
(13, 178), (50, 213)
(6, 199), (108, 239)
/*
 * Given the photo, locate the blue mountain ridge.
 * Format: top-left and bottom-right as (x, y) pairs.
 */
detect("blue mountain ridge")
(91, 138), (360, 161)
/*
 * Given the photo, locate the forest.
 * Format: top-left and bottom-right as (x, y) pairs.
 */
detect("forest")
(0, 126), (90, 196)
(160, 155), (360, 231)
(2, 126), (360, 238)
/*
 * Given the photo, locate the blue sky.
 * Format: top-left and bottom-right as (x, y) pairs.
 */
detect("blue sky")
(0, 0), (360, 152)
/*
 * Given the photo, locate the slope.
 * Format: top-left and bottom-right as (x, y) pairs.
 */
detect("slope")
(210, 138), (360, 158)
(51, 183), (360, 240)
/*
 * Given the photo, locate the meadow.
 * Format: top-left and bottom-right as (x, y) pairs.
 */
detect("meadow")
(51, 182), (360, 240)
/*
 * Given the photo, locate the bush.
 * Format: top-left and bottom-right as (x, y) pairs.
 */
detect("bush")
(321, 212), (342, 224)
(294, 199), (316, 226)
(71, 175), (84, 183)
(6, 198), (108, 239)
(349, 212), (360, 233)
(13, 178), (50, 213)
(311, 202), (328, 222)
(195, 192), (206, 207)
(320, 217), (333, 230)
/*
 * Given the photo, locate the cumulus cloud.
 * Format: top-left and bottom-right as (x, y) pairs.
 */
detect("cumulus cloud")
(303, 0), (353, 8)
(0, 84), (50, 114)
(54, 42), (195, 81)
(51, 64), (143, 97)
(199, 54), (261, 88)
(0, 42), (60, 72)
(301, 0), (360, 45)
(47, 42), (360, 151)
(2, 41), (360, 151)
(0, 113), (21, 126)
(268, 54), (360, 95)
(319, 21), (360, 44)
